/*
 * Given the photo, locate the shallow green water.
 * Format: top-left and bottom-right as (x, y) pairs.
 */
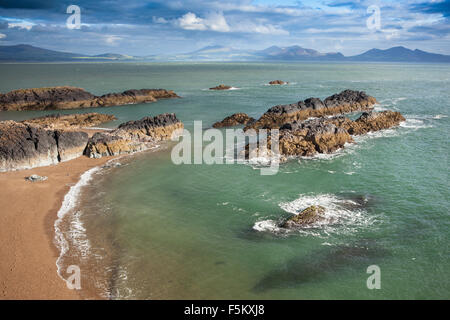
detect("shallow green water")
(1, 62), (449, 299)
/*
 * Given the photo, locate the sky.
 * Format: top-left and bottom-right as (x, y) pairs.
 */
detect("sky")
(0, 0), (449, 56)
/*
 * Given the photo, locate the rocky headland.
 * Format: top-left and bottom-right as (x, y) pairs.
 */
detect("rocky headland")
(244, 89), (377, 130)
(22, 113), (117, 129)
(0, 86), (179, 111)
(209, 84), (232, 90)
(212, 113), (255, 128)
(84, 113), (183, 158)
(0, 120), (89, 171)
(0, 113), (183, 171)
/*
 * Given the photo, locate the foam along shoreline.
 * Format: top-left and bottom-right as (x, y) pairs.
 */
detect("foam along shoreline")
(0, 155), (114, 299)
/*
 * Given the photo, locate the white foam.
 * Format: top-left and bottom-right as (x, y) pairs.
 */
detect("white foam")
(54, 166), (100, 283)
(253, 219), (283, 233)
(253, 193), (377, 238)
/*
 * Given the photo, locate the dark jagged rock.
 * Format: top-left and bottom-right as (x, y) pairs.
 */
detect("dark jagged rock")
(209, 84), (232, 90)
(84, 113), (183, 158)
(0, 86), (179, 111)
(0, 120), (88, 171)
(22, 112), (117, 129)
(323, 89), (376, 109)
(269, 80), (288, 85)
(245, 89), (377, 130)
(212, 113), (255, 128)
(281, 205), (326, 227)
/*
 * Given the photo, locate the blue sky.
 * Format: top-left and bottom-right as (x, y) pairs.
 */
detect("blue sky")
(0, 0), (449, 56)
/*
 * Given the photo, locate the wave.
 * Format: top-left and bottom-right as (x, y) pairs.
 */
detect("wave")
(253, 193), (377, 238)
(54, 166), (101, 284)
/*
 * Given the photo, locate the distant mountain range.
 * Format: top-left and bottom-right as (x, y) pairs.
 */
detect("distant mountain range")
(1, 44), (449, 63)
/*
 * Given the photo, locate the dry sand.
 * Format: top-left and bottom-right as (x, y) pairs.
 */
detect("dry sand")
(0, 155), (114, 299)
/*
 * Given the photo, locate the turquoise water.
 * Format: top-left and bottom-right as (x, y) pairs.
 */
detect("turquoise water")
(0, 62), (449, 299)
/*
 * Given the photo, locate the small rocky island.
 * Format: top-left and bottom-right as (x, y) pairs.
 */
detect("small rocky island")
(281, 205), (326, 228)
(269, 80), (288, 85)
(0, 113), (183, 171)
(0, 86), (179, 111)
(209, 84), (232, 90)
(213, 89), (405, 159)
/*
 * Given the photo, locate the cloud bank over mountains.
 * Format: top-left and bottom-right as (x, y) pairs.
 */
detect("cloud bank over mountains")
(0, 0), (449, 56)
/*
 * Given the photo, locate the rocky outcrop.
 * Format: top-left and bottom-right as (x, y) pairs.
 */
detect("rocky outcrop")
(212, 113), (255, 128)
(22, 113), (117, 129)
(246, 110), (404, 160)
(328, 111), (405, 135)
(0, 86), (179, 111)
(245, 90), (377, 130)
(84, 113), (183, 158)
(281, 205), (326, 227)
(278, 119), (353, 156)
(0, 120), (88, 171)
(209, 84), (232, 90)
(269, 80), (288, 85)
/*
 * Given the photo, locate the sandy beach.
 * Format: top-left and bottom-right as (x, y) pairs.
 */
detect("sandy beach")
(0, 155), (113, 300)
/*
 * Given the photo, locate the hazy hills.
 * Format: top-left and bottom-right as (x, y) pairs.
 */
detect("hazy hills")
(1, 44), (449, 63)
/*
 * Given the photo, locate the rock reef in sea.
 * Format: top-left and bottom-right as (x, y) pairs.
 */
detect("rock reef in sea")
(246, 110), (405, 159)
(209, 84), (232, 90)
(212, 113), (255, 128)
(0, 86), (179, 111)
(245, 89), (378, 130)
(268, 80), (288, 85)
(211, 90), (404, 160)
(281, 205), (326, 227)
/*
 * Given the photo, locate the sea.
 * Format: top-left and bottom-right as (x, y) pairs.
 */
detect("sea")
(0, 62), (448, 299)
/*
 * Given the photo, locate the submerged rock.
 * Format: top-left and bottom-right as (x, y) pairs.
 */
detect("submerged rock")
(269, 80), (288, 85)
(212, 113), (255, 128)
(281, 205), (326, 227)
(209, 84), (232, 90)
(0, 120), (88, 171)
(0, 86), (179, 111)
(245, 89), (377, 130)
(25, 174), (48, 182)
(84, 113), (183, 158)
(22, 113), (117, 129)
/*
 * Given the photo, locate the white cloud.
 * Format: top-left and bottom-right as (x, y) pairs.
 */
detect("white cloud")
(8, 21), (34, 30)
(178, 12), (208, 30)
(176, 11), (287, 35)
(177, 12), (230, 32)
(0, 33), (6, 39)
(104, 35), (122, 45)
(153, 16), (169, 24)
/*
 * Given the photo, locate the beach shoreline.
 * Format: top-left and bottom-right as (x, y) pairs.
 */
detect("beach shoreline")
(0, 155), (115, 300)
